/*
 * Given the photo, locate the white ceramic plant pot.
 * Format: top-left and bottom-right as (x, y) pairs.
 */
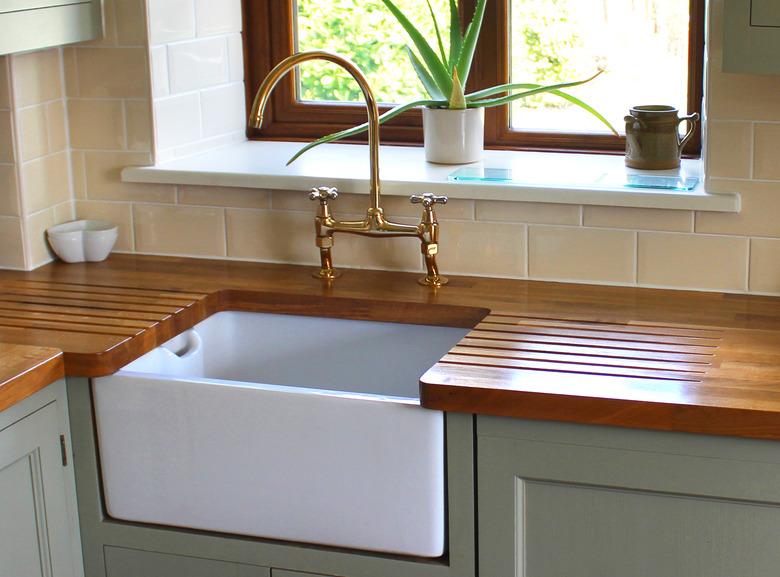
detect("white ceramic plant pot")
(422, 107), (484, 164)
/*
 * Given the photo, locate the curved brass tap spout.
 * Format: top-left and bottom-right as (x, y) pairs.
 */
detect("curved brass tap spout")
(248, 50), (381, 212)
(248, 50), (448, 287)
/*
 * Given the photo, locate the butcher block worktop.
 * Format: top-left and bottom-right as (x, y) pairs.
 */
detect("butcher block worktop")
(0, 343), (63, 413)
(1, 254), (779, 440)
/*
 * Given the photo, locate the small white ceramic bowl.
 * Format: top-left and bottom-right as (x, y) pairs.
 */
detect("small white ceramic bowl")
(47, 220), (118, 263)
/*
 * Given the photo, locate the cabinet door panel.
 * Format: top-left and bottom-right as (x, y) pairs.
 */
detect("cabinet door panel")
(522, 479), (780, 577)
(0, 451), (48, 577)
(478, 419), (780, 577)
(0, 399), (81, 577)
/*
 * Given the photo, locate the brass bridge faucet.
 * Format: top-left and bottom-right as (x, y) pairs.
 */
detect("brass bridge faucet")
(248, 50), (448, 287)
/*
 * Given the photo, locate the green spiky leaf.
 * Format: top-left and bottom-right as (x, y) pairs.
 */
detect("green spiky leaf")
(380, 0), (452, 99)
(447, 0), (462, 71)
(455, 0), (486, 88)
(406, 46), (445, 100)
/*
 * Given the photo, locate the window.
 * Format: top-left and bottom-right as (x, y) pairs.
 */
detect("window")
(243, 0), (704, 155)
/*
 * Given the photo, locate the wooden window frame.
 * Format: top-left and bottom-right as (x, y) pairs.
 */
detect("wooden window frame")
(243, 0), (705, 155)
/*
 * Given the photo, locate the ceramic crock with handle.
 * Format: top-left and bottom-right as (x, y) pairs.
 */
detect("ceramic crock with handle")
(624, 105), (699, 170)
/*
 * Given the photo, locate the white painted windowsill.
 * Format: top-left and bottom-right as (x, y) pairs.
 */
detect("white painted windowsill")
(122, 140), (739, 212)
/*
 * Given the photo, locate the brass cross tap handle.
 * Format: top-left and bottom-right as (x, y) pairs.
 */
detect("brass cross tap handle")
(410, 193), (448, 207)
(309, 186), (339, 202)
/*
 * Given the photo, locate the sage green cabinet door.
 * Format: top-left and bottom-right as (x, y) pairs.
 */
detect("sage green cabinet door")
(0, 0), (102, 55)
(0, 393), (81, 577)
(104, 547), (270, 577)
(478, 417), (780, 577)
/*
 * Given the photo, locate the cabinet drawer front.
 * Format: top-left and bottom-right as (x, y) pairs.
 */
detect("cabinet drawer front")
(104, 547), (270, 577)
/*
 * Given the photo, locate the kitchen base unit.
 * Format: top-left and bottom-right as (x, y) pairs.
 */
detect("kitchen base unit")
(477, 416), (780, 577)
(0, 379), (83, 577)
(66, 377), (477, 577)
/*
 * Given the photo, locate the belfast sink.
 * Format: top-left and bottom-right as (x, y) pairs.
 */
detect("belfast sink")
(91, 311), (471, 557)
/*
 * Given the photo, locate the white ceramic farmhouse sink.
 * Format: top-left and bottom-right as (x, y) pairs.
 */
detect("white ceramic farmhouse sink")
(91, 311), (470, 557)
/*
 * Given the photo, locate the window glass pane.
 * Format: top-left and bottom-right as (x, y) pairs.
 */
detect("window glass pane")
(295, 0), (451, 104)
(510, 0), (690, 134)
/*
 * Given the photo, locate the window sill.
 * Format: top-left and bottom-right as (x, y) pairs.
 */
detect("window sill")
(122, 141), (739, 212)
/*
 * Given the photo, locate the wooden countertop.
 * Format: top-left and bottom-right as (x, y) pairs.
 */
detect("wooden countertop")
(0, 343), (64, 413)
(1, 254), (779, 440)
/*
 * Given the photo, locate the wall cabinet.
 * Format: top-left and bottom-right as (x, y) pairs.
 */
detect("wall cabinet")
(723, 0), (780, 74)
(0, 0), (102, 55)
(0, 379), (83, 577)
(477, 416), (780, 577)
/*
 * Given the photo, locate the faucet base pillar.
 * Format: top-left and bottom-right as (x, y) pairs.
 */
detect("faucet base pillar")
(418, 274), (448, 287)
(313, 268), (341, 280)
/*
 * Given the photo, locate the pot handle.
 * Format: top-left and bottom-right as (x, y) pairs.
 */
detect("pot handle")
(677, 112), (700, 150)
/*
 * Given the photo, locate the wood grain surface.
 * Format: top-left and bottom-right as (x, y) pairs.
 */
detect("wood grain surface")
(1, 254), (779, 439)
(0, 343), (63, 413)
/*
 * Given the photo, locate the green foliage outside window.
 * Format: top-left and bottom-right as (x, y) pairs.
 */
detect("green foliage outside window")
(296, 0), (441, 103)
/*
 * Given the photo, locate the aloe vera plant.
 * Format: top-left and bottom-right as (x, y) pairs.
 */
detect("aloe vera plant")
(288, 0), (616, 163)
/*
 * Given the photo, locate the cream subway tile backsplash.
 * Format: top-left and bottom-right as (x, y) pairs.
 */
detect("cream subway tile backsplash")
(167, 37), (229, 94)
(529, 226), (635, 284)
(134, 203), (226, 257)
(62, 48), (79, 97)
(75, 200), (134, 252)
(25, 207), (57, 268)
(0, 111), (14, 164)
(18, 101), (68, 161)
(179, 185), (271, 209)
(52, 201), (75, 225)
(753, 123), (780, 181)
(154, 93), (201, 150)
(72, 48), (149, 99)
(749, 238), (780, 294)
(200, 83), (245, 138)
(195, 0), (243, 37)
(0, 217), (25, 269)
(707, 62), (780, 122)
(227, 33), (243, 82)
(638, 232), (748, 292)
(340, 230), (426, 272)
(146, 0), (244, 159)
(11, 49), (62, 107)
(0, 165), (19, 216)
(583, 206), (694, 232)
(83, 151), (176, 203)
(226, 209), (316, 263)
(161, 132), (243, 162)
(0, 56), (10, 109)
(17, 106), (48, 161)
(150, 46), (170, 97)
(68, 99), (127, 151)
(440, 220), (526, 278)
(147, 0), (196, 45)
(272, 189), (365, 215)
(125, 101), (153, 151)
(47, 100), (67, 153)
(704, 121), (753, 179)
(114, 0), (148, 47)
(695, 179), (780, 238)
(21, 152), (71, 213)
(71, 152), (87, 199)
(477, 200), (580, 226)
